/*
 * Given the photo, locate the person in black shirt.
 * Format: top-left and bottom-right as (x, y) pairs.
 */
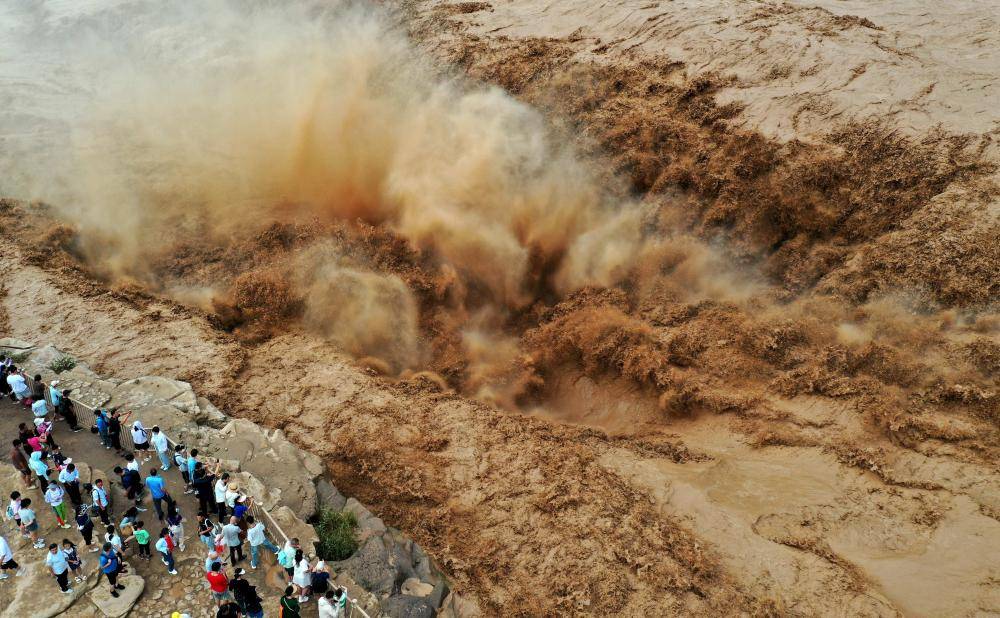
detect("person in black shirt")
(192, 466), (216, 517)
(114, 466), (144, 507)
(108, 410), (130, 456)
(229, 567), (264, 616)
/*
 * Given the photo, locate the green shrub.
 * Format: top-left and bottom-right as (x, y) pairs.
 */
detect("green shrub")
(7, 351), (30, 364)
(314, 509), (359, 561)
(49, 356), (76, 373)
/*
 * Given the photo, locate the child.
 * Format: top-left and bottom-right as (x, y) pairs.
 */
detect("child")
(62, 539), (84, 582)
(44, 481), (71, 529)
(18, 498), (44, 549)
(167, 504), (185, 552)
(155, 527), (178, 575)
(5, 492), (21, 536)
(174, 445), (192, 494)
(129, 521), (151, 561)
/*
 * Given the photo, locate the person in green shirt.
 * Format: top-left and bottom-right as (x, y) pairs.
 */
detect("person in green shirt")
(279, 586), (301, 618)
(126, 521), (151, 561)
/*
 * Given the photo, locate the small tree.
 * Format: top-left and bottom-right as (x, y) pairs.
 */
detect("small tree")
(314, 509), (359, 561)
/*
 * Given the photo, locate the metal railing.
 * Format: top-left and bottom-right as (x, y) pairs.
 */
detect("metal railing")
(39, 381), (371, 618)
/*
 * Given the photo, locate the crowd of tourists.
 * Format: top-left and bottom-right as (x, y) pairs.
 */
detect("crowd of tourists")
(1, 358), (351, 618)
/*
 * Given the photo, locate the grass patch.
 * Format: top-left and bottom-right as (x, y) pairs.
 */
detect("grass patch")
(314, 509), (359, 561)
(49, 356), (76, 373)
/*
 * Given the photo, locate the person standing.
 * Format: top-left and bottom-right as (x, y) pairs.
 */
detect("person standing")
(150, 427), (171, 471)
(279, 586), (301, 618)
(214, 472), (230, 521)
(167, 506), (185, 552)
(5, 492), (22, 537)
(245, 515), (280, 570)
(131, 420), (150, 462)
(115, 465), (144, 510)
(278, 538), (300, 584)
(44, 482), (71, 529)
(0, 535), (22, 579)
(47, 380), (62, 411)
(108, 410), (129, 456)
(99, 543), (126, 598)
(229, 567), (264, 618)
(206, 562), (232, 606)
(6, 367), (30, 403)
(91, 479), (111, 526)
(319, 588), (348, 618)
(62, 539), (84, 583)
(59, 463), (82, 507)
(95, 409), (111, 449)
(75, 505), (98, 553)
(222, 516), (245, 564)
(45, 542), (73, 594)
(30, 374), (45, 403)
(128, 521), (151, 561)
(173, 445), (191, 492)
(28, 452), (49, 492)
(57, 389), (81, 432)
(198, 514), (217, 551)
(18, 498), (44, 549)
(292, 549), (312, 603)
(145, 468), (170, 521)
(9, 440), (34, 489)
(193, 463), (218, 517)
(155, 527), (178, 575)
(31, 396), (49, 421)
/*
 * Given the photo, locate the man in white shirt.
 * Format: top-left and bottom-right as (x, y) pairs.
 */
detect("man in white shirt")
(0, 536), (22, 579)
(214, 473), (230, 521)
(45, 542), (73, 594)
(151, 426), (171, 471)
(6, 368), (29, 401)
(246, 515), (281, 569)
(222, 516), (245, 564)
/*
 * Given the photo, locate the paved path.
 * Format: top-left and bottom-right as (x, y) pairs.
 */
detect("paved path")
(0, 396), (309, 617)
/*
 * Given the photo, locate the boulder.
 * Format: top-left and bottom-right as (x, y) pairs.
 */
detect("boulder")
(339, 536), (399, 597)
(108, 376), (198, 414)
(316, 478), (348, 512)
(401, 577), (434, 597)
(438, 591), (482, 618)
(216, 419), (319, 517)
(89, 574), (144, 617)
(428, 578), (450, 609)
(382, 594), (436, 618)
(27, 343), (66, 368)
(269, 505), (319, 551)
(344, 498), (387, 539)
(0, 337), (34, 350)
(195, 396), (228, 428)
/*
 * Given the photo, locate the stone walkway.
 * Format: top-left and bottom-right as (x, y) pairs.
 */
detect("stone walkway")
(0, 397), (313, 617)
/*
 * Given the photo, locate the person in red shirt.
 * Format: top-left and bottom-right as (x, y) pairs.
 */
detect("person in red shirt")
(206, 561), (232, 606)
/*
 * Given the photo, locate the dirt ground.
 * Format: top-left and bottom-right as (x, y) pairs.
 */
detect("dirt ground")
(1, 0), (998, 616)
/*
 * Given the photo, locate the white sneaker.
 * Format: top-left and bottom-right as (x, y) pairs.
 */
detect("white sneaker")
(60, 524), (71, 529)
(168, 569), (178, 575)
(15, 569), (24, 577)
(61, 588), (73, 594)
(0, 573), (9, 580)
(161, 466), (168, 471)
